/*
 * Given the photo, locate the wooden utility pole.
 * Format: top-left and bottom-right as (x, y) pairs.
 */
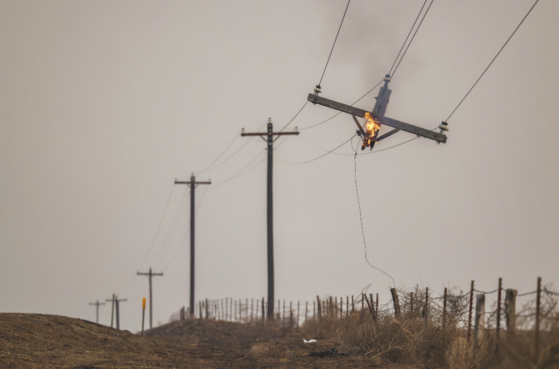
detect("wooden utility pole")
(89, 300), (105, 324)
(137, 268), (163, 329)
(115, 296), (127, 330)
(174, 174), (211, 317)
(106, 294), (116, 328)
(241, 118), (299, 318)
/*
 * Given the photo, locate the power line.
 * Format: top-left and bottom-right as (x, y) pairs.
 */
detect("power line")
(278, 134), (355, 165)
(150, 190), (190, 268)
(196, 121), (267, 175)
(278, 101), (308, 133)
(391, 0), (434, 79)
(388, 0), (428, 76)
(197, 130), (240, 174)
(118, 184), (180, 295)
(352, 138), (396, 287)
(446, 0), (540, 121)
(317, 0), (352, 87)
(197, 137), (254, 174)
(136, 184), (177, 270)
(212, 149), (266, 189)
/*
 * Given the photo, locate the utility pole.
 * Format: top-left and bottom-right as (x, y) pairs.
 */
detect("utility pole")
(115, 296), (127, 330)
(89, 300), (105, 324)
(137, 268), (163, 329)
(106, 294), (116, 328)
(174, 174), (211, 317)
(241, 118), (299, 318)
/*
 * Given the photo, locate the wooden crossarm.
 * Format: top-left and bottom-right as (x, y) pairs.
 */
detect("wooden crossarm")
(307, 93), (447, 144)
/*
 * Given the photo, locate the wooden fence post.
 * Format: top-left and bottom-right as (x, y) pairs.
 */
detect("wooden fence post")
(505, 289), (517, 336)
(496, 278), (502, 353)
(297, 301), (300, 331)
(262, 298), (265, 326)
(424, 287), (429, 328)
(536, 277), (542, 358)
(376, 293), (379, 320)
(442, 288), (448, 330)
(313, 300), (316, 321)
(474, 293), (485, 343)
(390, 288), (400, 317)
(363, 293), (375, 318)
(316, 296), (322, 320)
(467, 281), (474, 342)
(282, 300), (286, 328)
(410, 292), (414, 316)
(305, 301), (308, 323)
(289, 301), (293, 329)
(335, 297), (338, 320)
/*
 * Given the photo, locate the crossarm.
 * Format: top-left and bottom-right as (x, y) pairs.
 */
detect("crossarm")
(307, 93), (447, 144)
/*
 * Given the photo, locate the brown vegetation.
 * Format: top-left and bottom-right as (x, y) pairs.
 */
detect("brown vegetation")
(300, 287), (559, 368)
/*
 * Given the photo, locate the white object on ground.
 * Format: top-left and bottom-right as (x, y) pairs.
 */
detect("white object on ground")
(303, 339), (317, 343)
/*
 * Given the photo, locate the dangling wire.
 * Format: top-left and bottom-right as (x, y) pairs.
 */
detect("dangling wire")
(352, 137), (396, 287)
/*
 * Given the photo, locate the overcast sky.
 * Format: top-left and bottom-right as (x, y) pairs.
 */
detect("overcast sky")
(1, 0), (558, 332)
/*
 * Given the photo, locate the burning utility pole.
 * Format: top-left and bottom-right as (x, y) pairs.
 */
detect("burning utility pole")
(174, 174), (211, 318)
(241, 118), (299, 319)
(308, 75), (448, 146)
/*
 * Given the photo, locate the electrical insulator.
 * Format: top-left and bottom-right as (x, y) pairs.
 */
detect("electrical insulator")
(142, 298), (146, 309)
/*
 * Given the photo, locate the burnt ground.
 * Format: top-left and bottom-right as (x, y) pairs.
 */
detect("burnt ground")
(0, 313), (412, 368)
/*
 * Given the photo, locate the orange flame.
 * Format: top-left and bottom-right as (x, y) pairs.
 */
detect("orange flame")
(363, 112), (381, 147)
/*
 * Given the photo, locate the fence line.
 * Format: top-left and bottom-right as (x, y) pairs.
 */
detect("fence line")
(168, 277), (558, 358)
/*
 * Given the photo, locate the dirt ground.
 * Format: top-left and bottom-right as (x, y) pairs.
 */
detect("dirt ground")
(0, 313), (412, 368)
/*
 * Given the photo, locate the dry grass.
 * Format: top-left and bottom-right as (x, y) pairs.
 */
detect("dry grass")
(300, 288), (559, 368)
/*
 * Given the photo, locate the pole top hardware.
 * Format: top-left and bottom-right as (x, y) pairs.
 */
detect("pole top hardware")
(314, 85), (322, 95)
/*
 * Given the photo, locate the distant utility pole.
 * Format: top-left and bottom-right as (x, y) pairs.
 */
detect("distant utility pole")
(241, 118), (299, 318)
(115, 296), (127, 330)
(89, 300), (105, 324)
(137, 268), (163, 329)
(174, 174), (211, 317)
(106, 294), (116, 328)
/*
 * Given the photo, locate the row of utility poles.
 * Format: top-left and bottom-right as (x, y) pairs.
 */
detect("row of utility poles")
(88, 294), (126, 328)
(91, 117), (299, 328)
(175, 118), (298, 319)
(88, 269), (162, 330)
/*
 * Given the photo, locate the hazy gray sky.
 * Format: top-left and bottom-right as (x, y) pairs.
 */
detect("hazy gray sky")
(1, 0), (558, 332)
